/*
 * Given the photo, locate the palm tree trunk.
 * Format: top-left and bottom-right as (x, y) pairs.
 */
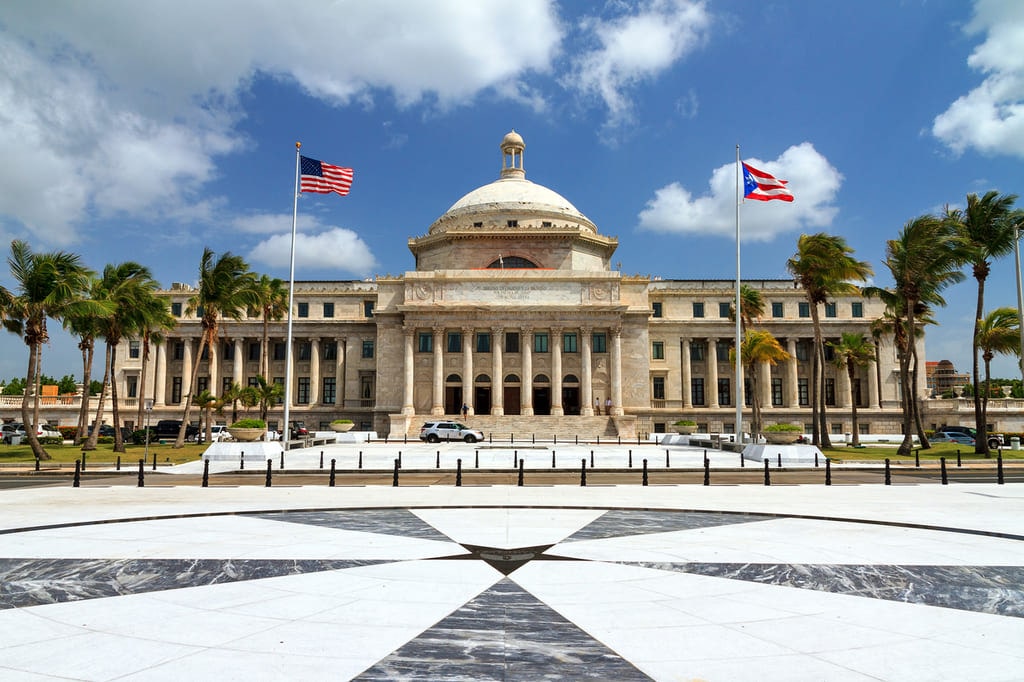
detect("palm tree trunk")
(910, 345), (929, 448)
(810, 304), (831, 448)
(262, 318), (269, 380)
(972, 277), (986, 455)
(176, 337), (206, 448)
(848, 361), (860, 447)
(85, 345), (112, 451)
(32, 348), (43, 443)
(982, 353), (992, 458)
(873, 340), (883, 409)
(76, 341), (93, 443)
(136, 333), (150, 428)
(109, 343), (125, 453)
(897, 308), (917, 456)
(21, 340), (48, 460)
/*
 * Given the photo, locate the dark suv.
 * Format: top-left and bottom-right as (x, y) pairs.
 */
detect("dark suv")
(153, 420), (200, 441)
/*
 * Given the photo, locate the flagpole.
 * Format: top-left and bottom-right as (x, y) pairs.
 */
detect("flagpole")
(735, 145), (744, 445)
(283, 142), (301, 447)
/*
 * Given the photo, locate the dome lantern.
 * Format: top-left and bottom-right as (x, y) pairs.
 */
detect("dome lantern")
(500, 130), (525, 179)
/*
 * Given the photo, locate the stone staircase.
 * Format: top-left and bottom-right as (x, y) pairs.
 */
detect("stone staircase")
(392, 414), (639, 441)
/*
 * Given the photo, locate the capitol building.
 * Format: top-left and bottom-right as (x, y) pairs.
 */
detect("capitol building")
(115, 131), (915, 439)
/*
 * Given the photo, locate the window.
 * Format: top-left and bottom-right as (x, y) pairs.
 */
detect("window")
(798, 302), (810, 318)
(825, 302), (837, 318)
(362, 340), (374, 359)
(297, 342), (311, 361)
(507, 219), (518, 227)
(223, 342), (234, 360)
(171, 302), (182, 316)
(363, 300), (374, 317)
(297, 302), (309, 318)
(273, 377), (284, 404)
(247, 377), (259, 388)
(772, 378), (783, 406)
(323, 302), (334, 318)
(718, 378), (730, 406)
(126, 375), (138, 398)
(745, 378), (754, 406)
(592, 332), (606, 353)
(322, 377), (336, 405)
(447, 332), (462, 353)
(488, 256), (537, 269)
(652, 301), (663, 318)
(563, 333), (578, 353)
(222, 377), (233, 394)
(691, 378), (705, 406)
(716, 342), (731, 362)
(798, 378), (809, 406)
(851, 301), (863, 318)
(196, 377), (208, 393)
(534, 332), (549, 353)
(719, 302), (731, 318)
(418, 332), (433, 353)
(693, 302), (705, 318)
(200, 345), (209, 361)
(171, 377), (182, 403)
(652, 376), (666, 400)
(476, 332), (491, 353)
(858, 422), (871, 435)
(274, 342), (286, 361)
(323, 341), (337, 361)
(796, 341), (810, 361)
(825, 378), (836, 406)
(824, 343), (835, 362)
(689, 341), (705, 361)
(652, 341), (664, 359)
(854, 378), (863, 407)
(832, 422), (843, 434)
(771, 302), (784, 318)
(296, 377), (310, 404)
(248, 342), (260, 362)
(505, 332), (519, 353)
(359, 373), (374, 401)
(173, 341), (184, 361)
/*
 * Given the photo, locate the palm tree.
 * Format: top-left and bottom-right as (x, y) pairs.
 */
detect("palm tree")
(220, 381), (246, 424)
(881, 216), (964, 455)
(732, 330), (790, 442)
(251, 375), (284, 423)
(786, 233), (873, 448)
(194, 389), (222, 443)
(976, 308), (1021, 455)
(62, 275), (103, 443)
(729, 284), (765, 332)
(254, 275), (288, 379)
(133, 295), (176, 429)
(828, 333), (875, 446)
(945, 192), (1019, 454)
(176, 249), (258, 448)
(5, 241), (103, 460)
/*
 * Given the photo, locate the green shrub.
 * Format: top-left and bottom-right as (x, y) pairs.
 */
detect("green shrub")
(96, 436), (114, 444)
(230, 418), (266, 429)
(764, 423), (802, 432)
(58, 426), (77, 440)
(40, 436), (64, 445)
(331, 418), (353, 424)
(673, 420), (697, 426)
(131, 428), (156, 445)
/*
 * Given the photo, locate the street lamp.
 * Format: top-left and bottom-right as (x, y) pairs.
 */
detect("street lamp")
(143, 399), (154, 462)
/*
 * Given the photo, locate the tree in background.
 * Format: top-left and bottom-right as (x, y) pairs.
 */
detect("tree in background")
(976, 307), (1021, 455)
(828, 333), (876, 447)
(254, 275), (289, 380)
(733, 330), (790, 442)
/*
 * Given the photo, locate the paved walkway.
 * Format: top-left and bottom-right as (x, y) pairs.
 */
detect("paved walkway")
(0, 443), (1022, 681)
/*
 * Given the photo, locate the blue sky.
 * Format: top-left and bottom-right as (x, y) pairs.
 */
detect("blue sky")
(2, 0), (1023, 383)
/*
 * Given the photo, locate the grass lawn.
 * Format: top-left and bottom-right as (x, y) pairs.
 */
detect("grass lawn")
(0, 442), (207, 466)
(823, 441), (1023, 463)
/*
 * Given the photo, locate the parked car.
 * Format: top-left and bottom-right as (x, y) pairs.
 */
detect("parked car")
(152, 419), (200, 441)
(2, 422), (61, 443)
(88, 424), (117, 438)
(418, 421), (484, 443)
(288, 421), (309, 439)
(930, 431), (975, 445)
(936, 426), (1003, 449)
(197, 425), (231, 443)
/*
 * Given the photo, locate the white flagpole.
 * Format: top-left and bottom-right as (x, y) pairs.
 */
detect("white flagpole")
(283, 142), (301, 447)
(735, 145), (744, 445)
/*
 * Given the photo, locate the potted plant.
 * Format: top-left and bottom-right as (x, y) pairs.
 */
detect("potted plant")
(763, 423), (803, 444)
(330, 419), (354, 433)
(673, 420), (697, 435)
(228, 418), (267, 442)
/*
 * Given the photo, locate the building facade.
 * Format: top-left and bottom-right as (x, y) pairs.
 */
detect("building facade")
(111, 131), (920, 438)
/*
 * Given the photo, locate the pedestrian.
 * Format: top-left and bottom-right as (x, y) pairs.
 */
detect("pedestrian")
(594, 397), (601, 415)
(462, 403), (469, 420)
(605, 397), (612, 414)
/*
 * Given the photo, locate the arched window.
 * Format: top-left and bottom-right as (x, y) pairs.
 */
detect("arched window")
(487, 256), (537, 269)
(445, 374), (461, 383)
(505, 374), (520, 383)
(534, 374), (550, 384)
(475, 374), (491, 383)
(563, 374), (580, 384)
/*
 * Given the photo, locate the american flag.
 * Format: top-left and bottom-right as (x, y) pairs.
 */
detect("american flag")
(300, 156), (353, 196)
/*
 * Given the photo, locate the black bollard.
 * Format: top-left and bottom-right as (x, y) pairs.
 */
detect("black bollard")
(358, 450), (363, 469)
(580, 459), (587, 486)
(137, 459), (145, 487)
(319, 451), (324, 469)
(554, 434), (557, 445)
(436, 451), (441, 469)
(265, 459), (272, 487)
(763, 459), (771, 486)
(280, 451), (284, 470)
(637, 433), (641, 446)
(575, 434), (579, 445)
(940, 457), (948, 485)
(914, 448), (920, 468)
(240, 452), (244, 470)
(618, 436), (621, 445)
(628, 449), (632, 468)
(81, 452), (86, 471)
(475, 450), (479, 468)
(814, 452), (819, 468)
(703, 457), (710, 486)
(597, 435), (600, 445)
(152, 452), (157, 471)
(777, 453), (782, 468)
(825, 459), (832, 486)
(740, 450), (744, 467)
(532, 433), (535, 444)
(116, 455), (120, 471)
(456, 458), (462, 486)
(665, 449), (669, 468)
(511, 432), (514, 444)
(552, 450), (556, 468)
(398, 451), (402, 469)
(202, 459), (210, 487)
(393, 458), (400, 487)
(489, 433), (493, 444)
(518, 459), (524, 487)
(73, 460), (81, 488)
(642, 459), (648, 486)
(884, 458), (891, 485)
(997, 453), (1004, 485)
(957, 450), (962, 467)
(329, 459), (336, 487)
(35, 456), (40, 472)
(514, 450), (518, 468)
(590, 450), (594, 468)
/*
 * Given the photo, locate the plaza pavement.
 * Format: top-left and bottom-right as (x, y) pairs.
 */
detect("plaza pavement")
(0, 440), (1021, 681)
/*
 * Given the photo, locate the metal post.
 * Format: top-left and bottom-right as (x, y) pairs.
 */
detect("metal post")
(580, 459), (586, 486)
(73, 460), (81, 488)
(997, 452), (1005, 484)
(518, 459), (524, 487)
(763, 459), (770, 486)
(329, 459), (336, 487)
(393, 458), (400, 486)
(642, 459), (648, 486)
(202, 459), (210, 487)
(884, 458), (891, 485)
(137, 459), (144, 487)
(825, 459), (832, 486)
(703, 457), (710, 486)
(265, 459), (272, 487)
(940, 457), (948, 485)
(456, 458), (462, 486)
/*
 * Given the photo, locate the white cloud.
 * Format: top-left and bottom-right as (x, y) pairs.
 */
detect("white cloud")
(232, 213), (322, 235)
(247, 228), (378, 276)
(637, 143), (842, 240)
(566, 0), (711, 127)
(932, 0), (1024, 157)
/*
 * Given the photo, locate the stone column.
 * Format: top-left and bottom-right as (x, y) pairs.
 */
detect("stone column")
(154, 342), (167, 406)
(759, 360), (772, 409)
(432, 327), (444, 415)
(868, 356), (879, 408)
(309, 337), (320, 405)
(706, 338), (719, 407)
(182, 338), (193, 399)
(336, 336), (347, 409)
(551, 327), (563, 416)
(491, 327), (504, 415)
(581, 326), (593, 416)
(208, 339), (218, 395)
(521, 328), (534, 416)
(837, 363), (851, 408)
(402, 327), (415, 415)
(462, 327), (474, 415)
(786, 338), (799, 407)
(680, 337), (692, 408)
(233, 338), (244, 386)
(610, 326), (623, 416)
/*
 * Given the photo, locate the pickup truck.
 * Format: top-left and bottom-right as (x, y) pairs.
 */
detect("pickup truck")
(153, 419), (200, 441)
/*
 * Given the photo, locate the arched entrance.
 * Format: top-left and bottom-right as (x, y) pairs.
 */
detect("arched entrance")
(444, 374), (462, 415)
(533, 374), (551, 415)
(474, 373), (492, 415)
(562, 374), (581, 415)
(504, 374), (521, 415)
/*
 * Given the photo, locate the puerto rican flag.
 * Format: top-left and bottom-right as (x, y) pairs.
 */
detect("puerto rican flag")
(742, 162), (794, 202)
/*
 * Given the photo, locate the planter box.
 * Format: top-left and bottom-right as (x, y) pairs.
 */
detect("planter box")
(330, 422), (354, 432)
(228, 427), (265, 442)
(673, 425), (696, 435)
(763, 432), (801, 445)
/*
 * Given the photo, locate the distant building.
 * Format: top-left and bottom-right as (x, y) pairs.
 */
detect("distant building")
(926, 360), (970, 397)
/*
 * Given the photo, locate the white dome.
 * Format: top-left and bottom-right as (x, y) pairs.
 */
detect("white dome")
(445, 177), (588, 221)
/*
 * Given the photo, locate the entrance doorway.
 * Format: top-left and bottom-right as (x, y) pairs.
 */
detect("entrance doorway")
(504, 386), (521, 415)
(562, 387), (580, 415)
(533, 387), (551, 415)
(474, 387), (491, 415)
(445, 386), (463, 415)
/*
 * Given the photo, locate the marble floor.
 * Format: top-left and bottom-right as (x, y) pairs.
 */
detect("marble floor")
(0, 460), (1022, 681)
